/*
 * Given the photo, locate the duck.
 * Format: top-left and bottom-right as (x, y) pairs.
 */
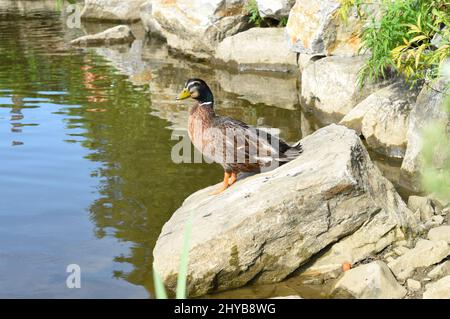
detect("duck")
(177, 78), (303, 195)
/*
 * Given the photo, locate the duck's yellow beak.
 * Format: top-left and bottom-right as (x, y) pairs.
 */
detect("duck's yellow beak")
(177, 88), (191, 100)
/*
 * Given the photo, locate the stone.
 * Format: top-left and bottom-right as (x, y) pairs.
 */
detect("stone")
(400, 78), (450, 191)
(394, 246), (410, 256)
(432, 215), (445, 225)
(140, 0), (249, 59)
(256, 0), (294, 20)
(153, 124), (416, 297)
(407, 196), (435, 222)
(70, 25), (135, 46)
(406, 278), (421, 291)
(333, 261), (407, 299)
(285, 0), (379, 56)
(215, 27), (298, 73)
(428, 226), (450, 244)
(340, 82), (418, 158)
(301, 55), (388, 123)
(387, 239), (450, 281)
(428, 261), (450, 280)
(423, 275), (450, 299)
(81, 0), (146, 22)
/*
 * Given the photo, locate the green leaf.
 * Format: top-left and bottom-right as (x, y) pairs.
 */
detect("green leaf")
(152, 266), (168, 299)
(176, 211), (194, 299)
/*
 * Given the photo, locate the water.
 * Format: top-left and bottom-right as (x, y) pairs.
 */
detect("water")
(0, 7), (313, 298)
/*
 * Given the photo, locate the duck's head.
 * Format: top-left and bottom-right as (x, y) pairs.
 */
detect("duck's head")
(177, 78), (214, 105)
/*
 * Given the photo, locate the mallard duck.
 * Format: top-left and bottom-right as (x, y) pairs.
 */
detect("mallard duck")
(177, 78), (303, 195)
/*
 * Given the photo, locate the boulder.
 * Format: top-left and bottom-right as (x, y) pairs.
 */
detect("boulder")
(428, 261), (450, 280)
(256, 0), (294, 20)
(70, 25), (135, 46)
(423, 275), (450, 299)
(340, 82), (418, 158)
(215, 70), (299, 110)
(400, 78), (450, 191)
(153, 124), (415, 297)
(285, 0), (378, 56)
(81, 0), (146, 22)
(332, 261), (407, 299)
(215, 28), (298, 73)
(301, 56), (387, 123)
(140, 0), (249, 59)
(387, 239), (450, 281)
(428, 226), (450, 244)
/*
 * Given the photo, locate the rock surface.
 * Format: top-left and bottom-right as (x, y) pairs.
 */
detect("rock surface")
(387, 239), (450, 281)
(333, 261), (407, 299)
(153, 124), (415, 297)
(423, 275), (450, 299)
(301, 56), (387, 123)
(406, 278), (421, 291)
(81, 0), (146, 21)
(70, 25), (135, 46)
(340, 82), (418, 158)
(140, 0), (249, 59)
(215, 27), (298, 73)
(285, 0), (377, 56)
(400, 78), (450, 191)
(428, 226), (450, 244)
(256, 0), (294, 20)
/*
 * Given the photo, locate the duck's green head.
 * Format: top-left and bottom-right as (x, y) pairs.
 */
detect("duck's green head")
(177, 78), (214, 105)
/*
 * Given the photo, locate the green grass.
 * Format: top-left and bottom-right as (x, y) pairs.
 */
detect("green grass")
(338, 0), (450, 88)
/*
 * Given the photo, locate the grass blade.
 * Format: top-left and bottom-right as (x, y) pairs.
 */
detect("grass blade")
(152, 266), (168, 299)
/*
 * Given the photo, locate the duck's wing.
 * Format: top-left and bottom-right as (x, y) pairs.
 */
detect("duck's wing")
(212, 116), (291, 164)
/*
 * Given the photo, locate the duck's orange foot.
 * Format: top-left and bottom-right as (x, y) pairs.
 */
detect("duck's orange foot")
(210, 172), (236, 195)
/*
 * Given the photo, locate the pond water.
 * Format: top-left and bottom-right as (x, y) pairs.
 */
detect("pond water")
(0, 6), (406, 298)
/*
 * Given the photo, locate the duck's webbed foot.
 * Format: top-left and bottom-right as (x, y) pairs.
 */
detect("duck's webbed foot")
(210, 172), (236, 195)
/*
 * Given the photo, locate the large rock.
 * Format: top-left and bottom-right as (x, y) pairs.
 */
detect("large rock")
(215, 70), (299, 109)
(423, 275), (450, 299)
(140, 0), (249, 59)
(301, 56), (387, 123)
(215, 28), (298, 73)
(81, 0), (146, 21)
(387, 239), (450, 281)
(153, 124), (415, 297)
(400, 78), (450, 191)
(285, 0), (378, 56)
(70, 25), (135, 46)
(333, 261), (407, 299)
(340, 82), (418, 158)
(256, 0), (294, 20)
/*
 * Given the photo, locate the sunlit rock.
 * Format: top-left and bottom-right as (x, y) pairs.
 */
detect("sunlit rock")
(153, 124), (415, 297)
(215, 27), (298, 73)
(340, 81), (419, 158)
(140, 0), (250, 59)
(285, 0), (378, 56)
(301, 56), (388, 123)
(81, 0), (146, 22)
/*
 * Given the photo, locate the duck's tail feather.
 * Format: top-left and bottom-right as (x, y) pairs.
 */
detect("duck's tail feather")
(278, 141), (303, 162)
